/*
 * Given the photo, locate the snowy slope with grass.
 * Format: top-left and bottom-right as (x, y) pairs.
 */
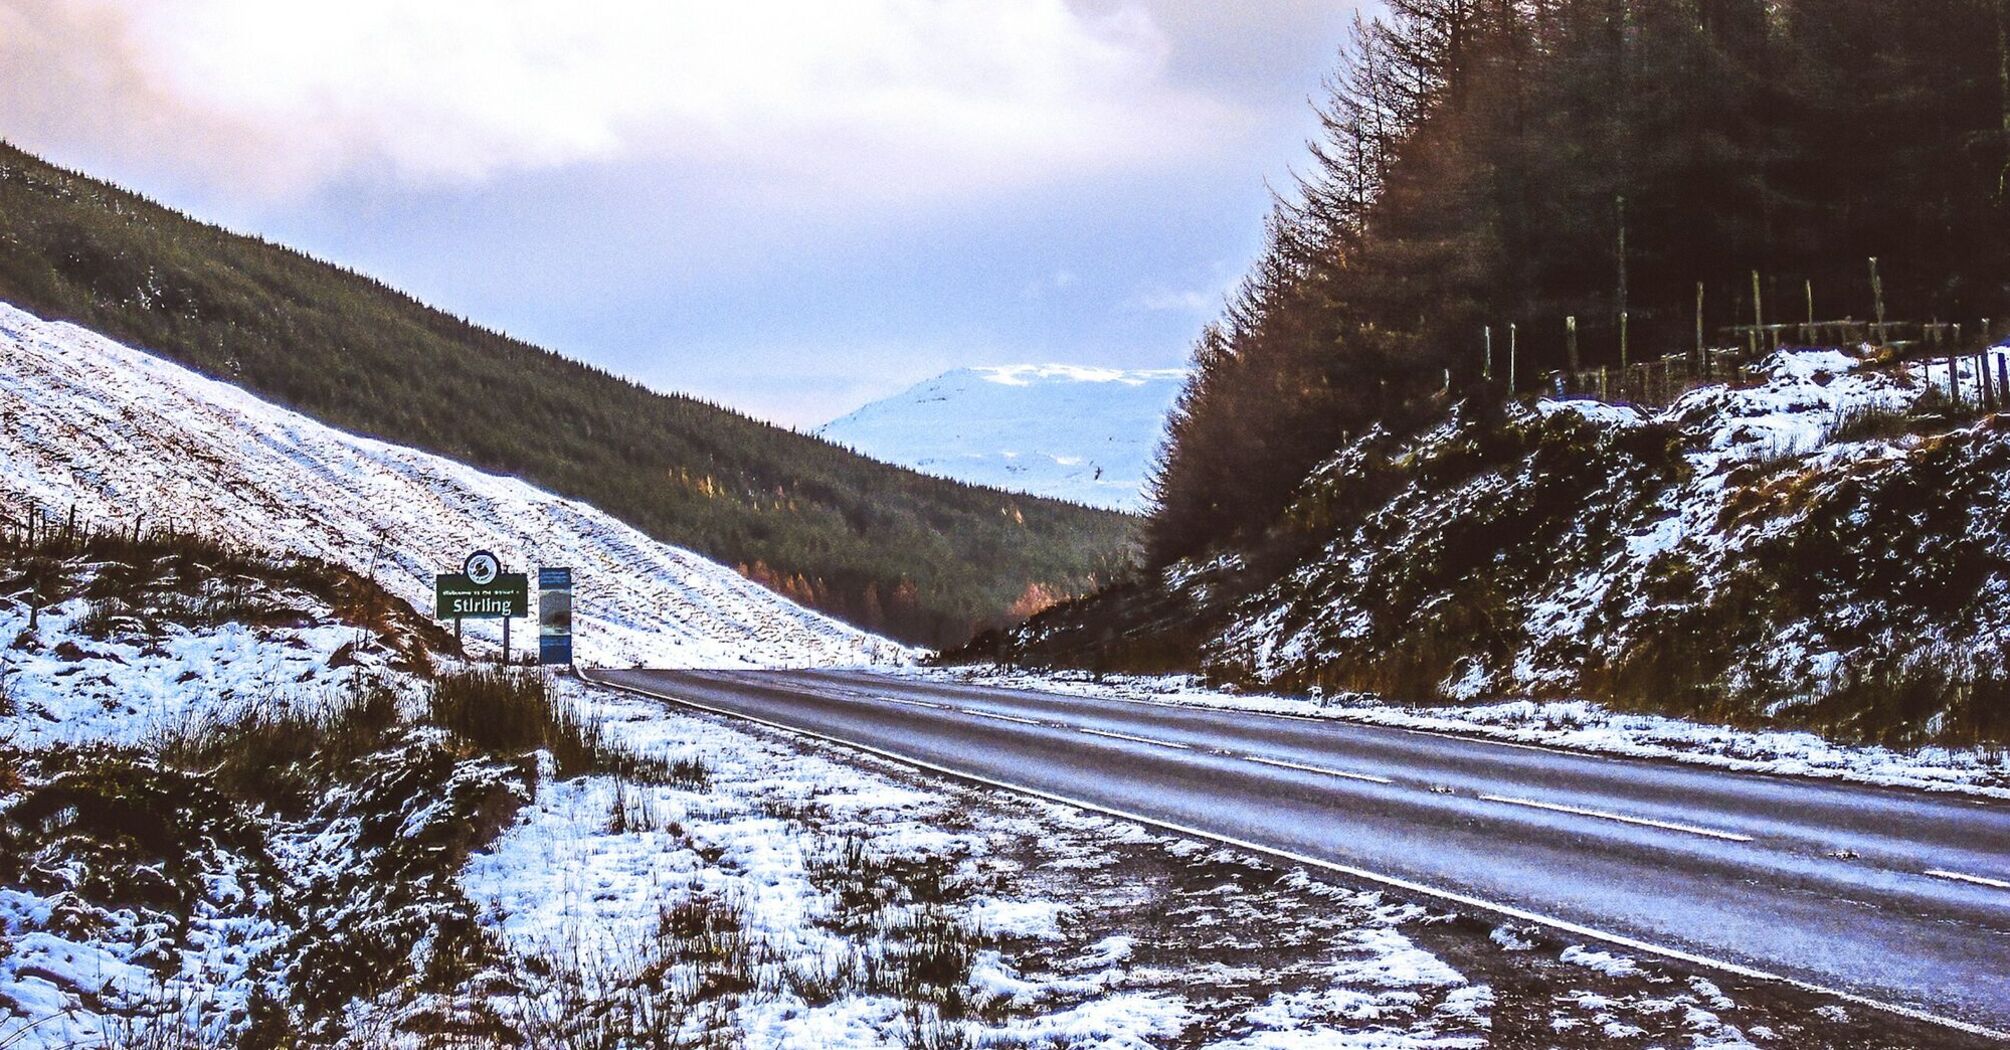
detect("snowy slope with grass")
(818, 364), (1185, 511)
(0, 302), (910, 668)
(0, 535), (1493, 1050)
(2, 559), (1800, 1050)
(2, 360), (1953, 1050)
(1212, 345), (2010, 745)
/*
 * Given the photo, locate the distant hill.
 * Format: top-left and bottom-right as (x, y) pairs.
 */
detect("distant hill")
(819, 365), (1186, 512)
(0, 142), (1135, 647)
(0, 301), (911, 668)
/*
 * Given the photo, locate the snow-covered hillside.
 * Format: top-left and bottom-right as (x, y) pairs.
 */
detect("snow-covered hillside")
(818, 364), (1185, 511)
(0, 303), (909, 668)
(987, 344), (2010, 745)
(1209, 346), (2010, 742)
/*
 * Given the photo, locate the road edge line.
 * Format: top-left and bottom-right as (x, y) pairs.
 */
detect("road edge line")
(580, 669), (2010, 1043)
(1477, 793), (1755, 843)
(896, 670), (2010, 802)
(1928, 869), (2010, 891)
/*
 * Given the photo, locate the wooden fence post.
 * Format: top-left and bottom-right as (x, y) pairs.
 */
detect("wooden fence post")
(1484, 326), (1493, 381)
(1751, 270), (1767, 351)
(1509, 323), (1518, 394)
(1620, 310), (1630, 373)
(1567, 315), (1580, 373)
(1695, 282), (1705, 368)
(1869, 257), (1887, 337)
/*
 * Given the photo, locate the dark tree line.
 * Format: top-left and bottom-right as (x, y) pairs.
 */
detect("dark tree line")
(1150, 0), (2010, 565)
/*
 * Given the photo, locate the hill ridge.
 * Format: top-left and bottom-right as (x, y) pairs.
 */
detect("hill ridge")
(0, 300), (910, 668)
(0, 142), (1134, 646)
(818, 362), (1186, 512)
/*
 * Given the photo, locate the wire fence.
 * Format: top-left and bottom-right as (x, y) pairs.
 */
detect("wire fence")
(1537, 318), (2009, 408)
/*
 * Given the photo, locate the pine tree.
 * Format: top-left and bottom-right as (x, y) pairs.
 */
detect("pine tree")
(1147, 0), (2010, 567)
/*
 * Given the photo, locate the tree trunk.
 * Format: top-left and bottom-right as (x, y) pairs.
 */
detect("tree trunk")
(1999, 0), (2009, 202)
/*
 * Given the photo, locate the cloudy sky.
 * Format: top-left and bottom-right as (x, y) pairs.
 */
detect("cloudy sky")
(2, 1), (1365, 427)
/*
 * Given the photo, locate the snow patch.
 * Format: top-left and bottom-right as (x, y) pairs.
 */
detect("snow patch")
(818, 364), (1185, 511)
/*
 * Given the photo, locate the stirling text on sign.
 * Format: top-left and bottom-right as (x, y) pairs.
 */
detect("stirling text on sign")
(435, 572), (529, 619)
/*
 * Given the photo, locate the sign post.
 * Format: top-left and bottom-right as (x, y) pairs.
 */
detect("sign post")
(539, 567), (573, 667)
(435, 549), (528, 663)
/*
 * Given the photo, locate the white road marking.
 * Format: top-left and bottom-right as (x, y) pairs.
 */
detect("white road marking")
(878, 696), (946, 711)
(1244, 755), (1395, 785)
(1080, 727), (1193, 750)
(963, 709), (1046, 727)
(1478, 794), (1754, 843)
(1385, 724), (1578, 755)
(1926, 869), (2010, 890)
(585, 671), (2010, 1043)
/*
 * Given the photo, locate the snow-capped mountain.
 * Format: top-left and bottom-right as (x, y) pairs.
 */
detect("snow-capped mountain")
(0, 302), (910, 668)
(818, 364), (1187, 512)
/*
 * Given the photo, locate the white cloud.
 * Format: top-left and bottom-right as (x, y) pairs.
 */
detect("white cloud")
(1, 0), (1245, 201)
(1126, 259), (1247, 314)
(1022, 268), (1080, 300)
(1129, 286), (1218, 313)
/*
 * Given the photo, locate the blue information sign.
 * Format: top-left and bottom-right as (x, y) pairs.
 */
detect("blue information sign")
(538, 567), (573, 665)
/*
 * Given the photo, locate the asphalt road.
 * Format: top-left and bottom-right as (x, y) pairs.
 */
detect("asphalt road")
(586, 667), (2010, 1035)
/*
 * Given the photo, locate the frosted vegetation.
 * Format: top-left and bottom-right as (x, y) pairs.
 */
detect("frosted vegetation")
(995, 347), (2010, 749)
(1215, 347), (2010, 746)
(2, 521), (1868, 1048)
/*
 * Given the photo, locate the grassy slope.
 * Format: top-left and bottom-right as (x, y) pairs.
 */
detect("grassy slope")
(0, 143), (1135, 647)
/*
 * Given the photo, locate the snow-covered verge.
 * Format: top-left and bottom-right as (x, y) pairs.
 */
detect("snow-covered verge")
(911, 666), (2010, 798)
(460, 679), (1495, 1049)
(0, 301), (910, 669)
(5, 536), (1928, 1048)
(817, 364), (1186, 512)
(1171, 346), (2010, 746)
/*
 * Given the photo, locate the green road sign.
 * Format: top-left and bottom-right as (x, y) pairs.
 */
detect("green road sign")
(436, 572), (528, 619)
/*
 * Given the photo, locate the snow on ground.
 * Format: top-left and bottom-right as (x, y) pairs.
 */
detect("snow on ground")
(910, 667), (2010, 797)
(0, 301), (910, 669)
(817, 364), (1186, 511)
(1197, 342), (2010, 742)
(1, 553), (1496, 1048)
(0, 595), (380, 750)
(0, 847), (288, 1050)
(2, 576), (1939, 1048)
(462, 676), (1498, 1048)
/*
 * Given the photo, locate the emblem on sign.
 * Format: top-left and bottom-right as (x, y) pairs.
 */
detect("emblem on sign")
(464, 550), (500, 586)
